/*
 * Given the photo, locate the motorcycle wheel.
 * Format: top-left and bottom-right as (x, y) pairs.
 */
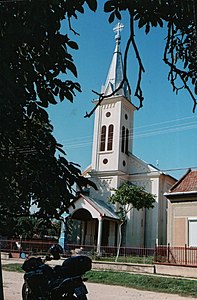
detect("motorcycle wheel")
(22, 282), (35, 300)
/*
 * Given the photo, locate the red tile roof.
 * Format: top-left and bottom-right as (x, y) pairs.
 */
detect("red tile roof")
(170, 169), (197, 193)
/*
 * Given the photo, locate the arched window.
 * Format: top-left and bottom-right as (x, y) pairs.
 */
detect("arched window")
(121, 126), (125, 153)
(125, 129), (129, 155)
(100, 125), (106, 151)
(107, 124), (114, 151)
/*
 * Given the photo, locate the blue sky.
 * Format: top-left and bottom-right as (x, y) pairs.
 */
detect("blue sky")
(47, 3), (197, 180)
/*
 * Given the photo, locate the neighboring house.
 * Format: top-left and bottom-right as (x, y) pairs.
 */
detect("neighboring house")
(166, 169), (197, 247)
(67, 23), (176, 253)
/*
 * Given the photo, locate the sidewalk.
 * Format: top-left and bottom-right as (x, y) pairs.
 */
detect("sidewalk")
(2, 257), (197, 281)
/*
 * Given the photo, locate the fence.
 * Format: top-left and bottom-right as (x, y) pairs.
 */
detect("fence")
(0, 238), (56, 257)
(155, 244), (197, 266)
(67, 244), (155, 258)
(0, 240), (154, 260)
(1, 239), (197, 266)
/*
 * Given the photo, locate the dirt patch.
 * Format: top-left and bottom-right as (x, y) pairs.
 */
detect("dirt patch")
(2, 270), (196, 300)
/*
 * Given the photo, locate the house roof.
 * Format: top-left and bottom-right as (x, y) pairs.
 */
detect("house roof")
(168, 169), (197, 193)
(83, 195), (119, 220)
(69, 194), (120, 221)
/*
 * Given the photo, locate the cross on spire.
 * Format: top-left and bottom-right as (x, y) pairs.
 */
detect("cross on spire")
(113, 22), (124, 39)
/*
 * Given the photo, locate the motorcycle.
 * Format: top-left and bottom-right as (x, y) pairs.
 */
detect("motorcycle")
(21, 245), (92, 300)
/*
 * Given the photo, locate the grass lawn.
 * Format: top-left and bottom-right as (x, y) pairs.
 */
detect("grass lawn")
(87, 270), (197, 297)
(94, 255), (154, 264)
(2, 263), (24, 273)
(2, 263), (197, 297)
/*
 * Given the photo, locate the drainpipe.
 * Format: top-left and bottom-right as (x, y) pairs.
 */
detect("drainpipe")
(97, 217), (103, 255)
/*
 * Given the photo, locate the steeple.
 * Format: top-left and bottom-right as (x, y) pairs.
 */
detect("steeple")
(101, 23), (130, 100)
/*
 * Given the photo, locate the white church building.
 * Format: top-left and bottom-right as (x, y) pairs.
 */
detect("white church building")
(67, 23), (176, 253)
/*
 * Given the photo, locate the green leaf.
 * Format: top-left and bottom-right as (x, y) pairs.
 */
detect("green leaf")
(47, 93), (57, 105)
(150, 17), (158, 27)
(86, 0), (97, 12)
(59, 89), (64, 101)
(115, 10), (121, 20)
(134, 13), (140, 21)
(138, 17), (146, 29)
(65, 89), (74, 102)
(26, 102), (37, 117)
(109, 12), (115, 23)
(157, 18), (163, 28)
(104, 1), (115, 12)
(56, 144), (66, 155)
(76, 5), (84, 14)
(67, 40), (79, 50)
(74, 82), (82, 92)
(145, 22), (150, 34)
(38, 107), (49, 123)
(53, 86), (59, 96)
(37, 100), (48, 108)
(66, 60), (78, 77)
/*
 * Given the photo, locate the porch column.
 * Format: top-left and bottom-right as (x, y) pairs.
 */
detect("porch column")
(97, 217), (103, 255)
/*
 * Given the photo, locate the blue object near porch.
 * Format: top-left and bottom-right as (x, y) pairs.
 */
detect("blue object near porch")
(58, 212), (70, 252)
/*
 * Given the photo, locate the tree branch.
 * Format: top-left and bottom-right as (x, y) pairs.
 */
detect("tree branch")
(163, 22), (197, 112)
(129, 14), (145, 109)
(84, 14), (145, 118)
(68, 17), (80, 36)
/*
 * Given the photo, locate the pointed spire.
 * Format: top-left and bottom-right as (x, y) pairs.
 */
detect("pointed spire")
(101, 23), (130, 100)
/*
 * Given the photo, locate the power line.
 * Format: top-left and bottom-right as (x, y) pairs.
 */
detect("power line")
(133, 121), (197, 139)
(134, 115), (197, 130)
(61, 116), (197, 150)
(127, 166), (197, 176)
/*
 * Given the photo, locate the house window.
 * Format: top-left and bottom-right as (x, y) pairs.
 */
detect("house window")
(100, 125), (106, 151)
(107, 124), (114, 151)
(121, 126), (125, 153)
(125, 129), (129, 155)
(188, 218), (197, 247)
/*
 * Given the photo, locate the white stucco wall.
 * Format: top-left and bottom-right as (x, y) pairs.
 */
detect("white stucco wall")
(91, 96), (135, 174)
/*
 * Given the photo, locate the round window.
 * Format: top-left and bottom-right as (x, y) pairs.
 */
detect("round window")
(103, 159), (108, 164)
(106, 112), (111, 118)
(125, 114), (128, 120)
(123, 160), (126, 167)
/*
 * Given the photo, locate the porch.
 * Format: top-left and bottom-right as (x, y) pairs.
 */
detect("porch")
(64, 194), (120, 254)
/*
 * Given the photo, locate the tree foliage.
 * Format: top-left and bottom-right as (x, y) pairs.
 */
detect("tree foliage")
(109, 182), (155, 261)
(0, 215), (60, 239)
(85, 0), (197, 117)
(109, 182), (155, 221)
(0, 0), (196, 224)
(105, 0), (197, 109)
(0, 0), (97, 222)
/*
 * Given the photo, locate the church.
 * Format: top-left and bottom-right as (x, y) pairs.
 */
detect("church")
(67, 23), (176, 254)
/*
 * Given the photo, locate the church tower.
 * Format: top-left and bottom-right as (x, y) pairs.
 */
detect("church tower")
(91, 23), (136, 176)
(67, 23), (177, 251)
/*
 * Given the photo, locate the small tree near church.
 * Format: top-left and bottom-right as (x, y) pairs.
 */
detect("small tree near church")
(109, 182), (155, 261)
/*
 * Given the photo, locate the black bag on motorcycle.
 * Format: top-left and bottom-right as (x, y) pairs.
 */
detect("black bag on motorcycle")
(62, 255), (92, 277)
(23, 263), (54, 298)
